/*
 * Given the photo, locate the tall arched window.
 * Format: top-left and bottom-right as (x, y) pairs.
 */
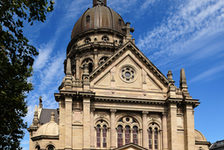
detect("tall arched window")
(148, 123), (160, 150)
(133, 126), (138, 144)
(148, 127), (153, 150)
(125, 125), (130, 144)
(96, 125), (101, 147)
(117, 125), (123, 147)
(117, 116), (139, 147)
(102, 125), (107, 148)
(154, 128), (158, 150)
(95, 120), (108, 148)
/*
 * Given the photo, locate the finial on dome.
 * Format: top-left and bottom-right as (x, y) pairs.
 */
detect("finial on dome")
(50, 112), (55, 122)
(93, 0), (107, 7)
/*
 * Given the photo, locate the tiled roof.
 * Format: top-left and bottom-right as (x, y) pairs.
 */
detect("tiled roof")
(39, 109), (59, 124)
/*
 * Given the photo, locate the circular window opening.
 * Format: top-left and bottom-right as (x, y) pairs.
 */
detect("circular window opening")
(121, 66), (136, 83)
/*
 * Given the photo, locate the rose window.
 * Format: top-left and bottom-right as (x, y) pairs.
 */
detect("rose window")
(121, 66), (136, 82)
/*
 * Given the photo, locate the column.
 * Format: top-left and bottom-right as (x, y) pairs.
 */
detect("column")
(168, 103), (177, 150)
(110, 109), (116, 149)
(162, 113), (168, 150)
(65, 96), (72, 150)
(142, 111), (148, 148)
(83, 97), (91, 149)
(184, 104), (195, 150)
(75, 58), (80, 80)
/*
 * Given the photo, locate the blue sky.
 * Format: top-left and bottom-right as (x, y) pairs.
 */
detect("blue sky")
(21, 0), (224, 149)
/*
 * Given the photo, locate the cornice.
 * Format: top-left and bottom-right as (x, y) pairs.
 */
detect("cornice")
(31, 135), (59, 141)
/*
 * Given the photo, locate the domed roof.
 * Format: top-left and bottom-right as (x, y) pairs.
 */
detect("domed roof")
(36, 121), (59, 136)
(195, 129), (207, 141)
(36, 112), (59, 137)
(71, 3), (126, 39)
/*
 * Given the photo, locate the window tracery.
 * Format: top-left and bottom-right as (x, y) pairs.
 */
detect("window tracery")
(116, 116), (139, 147)
(95, 120), (108, 148)
(148, 123), (160, 150)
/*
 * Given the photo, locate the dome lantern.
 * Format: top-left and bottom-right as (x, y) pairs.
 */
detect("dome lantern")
(93, 0), (107, 7)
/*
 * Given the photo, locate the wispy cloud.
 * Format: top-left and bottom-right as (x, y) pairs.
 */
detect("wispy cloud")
(137, 0), (224, 68)
(140, 0), (157, 10)
(190, 62), (224, 83)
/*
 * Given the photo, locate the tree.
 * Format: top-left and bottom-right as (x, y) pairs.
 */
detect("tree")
(0, 0), (54, 149)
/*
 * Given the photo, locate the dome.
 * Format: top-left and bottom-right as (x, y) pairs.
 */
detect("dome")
(36, 121), (59, 136)
(195, 129), (207, 141)
(71, 4), (126, 39)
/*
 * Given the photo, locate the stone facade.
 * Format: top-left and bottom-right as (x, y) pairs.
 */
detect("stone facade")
(28, 0), (210, 150)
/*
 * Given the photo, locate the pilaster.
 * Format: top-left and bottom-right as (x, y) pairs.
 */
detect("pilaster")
(162, 112), (168, 150)
(65, 96), (72, 150)
(83, 97), (91, 149)
(59, 100), (65, 149)
(90, 108), (95, 148)
(168, 103), (177, 150)
(110, 109), (117, 149)
(142, 111), (148, 148)
(184, 104), (195, 150)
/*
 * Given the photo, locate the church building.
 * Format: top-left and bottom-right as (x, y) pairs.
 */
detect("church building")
(28, 0), (210, 150)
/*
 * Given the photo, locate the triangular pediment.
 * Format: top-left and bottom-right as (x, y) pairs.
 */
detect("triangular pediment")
(113, 143), (147, 150)
(90, 41), (168, 98)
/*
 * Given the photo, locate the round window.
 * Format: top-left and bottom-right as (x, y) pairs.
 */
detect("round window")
(120, 66), (136, 83)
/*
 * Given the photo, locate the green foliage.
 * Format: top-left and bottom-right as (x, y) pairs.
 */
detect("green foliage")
(0, 0), (54, 149)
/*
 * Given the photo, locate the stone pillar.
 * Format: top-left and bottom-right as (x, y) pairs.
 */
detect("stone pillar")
(65, 96), (72, 150)
(142, 111), (148, 148)
(110, 109), (116, 149)
(184, 104), (195, 150)
(90, 108), (95, 148)
(162, 113), (168, 150)
(93, 48), (98, 69)
(59, 100), (65, 149)
(83, 97), (91, 149)
(168, 103), (177, 150)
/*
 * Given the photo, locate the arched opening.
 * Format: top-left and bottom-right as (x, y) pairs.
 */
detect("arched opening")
(102, 125), (107, 148)
(133, 126), (138, 145)
(96, 124), (101, 147)
(117, 125), (123, 147)
(154, 128), (158, 150)
(102, 35), (109, 42)
(125, 125), (131, 144)
(82, 58), (93, 74)
(98, 56), (109, 66)
(35, 145), (40, 150)
(148, 127), (153, 150)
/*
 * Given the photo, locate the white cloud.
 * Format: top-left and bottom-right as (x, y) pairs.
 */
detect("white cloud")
(140, 0), (157, 10)
(137, 0), (224, 67)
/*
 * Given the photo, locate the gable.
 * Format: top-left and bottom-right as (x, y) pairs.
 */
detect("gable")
(90, 42), (168, 99)
(114, 143), (147, 150)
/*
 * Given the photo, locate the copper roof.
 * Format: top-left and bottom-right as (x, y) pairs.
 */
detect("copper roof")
(71, 4), (126, 39)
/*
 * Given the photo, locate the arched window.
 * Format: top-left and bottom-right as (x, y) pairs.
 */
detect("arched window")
(102, 125), (107, 148)
(117, 116), (139, 147)
(148, 123), (160, 150)
(35, 145), (40, 150)
(95, 120), (108, 148)
(148, 127), (153, 150)
(47, 145), (55, 150)
(82, 58), (93, 73)
(117, 125), (123, 147)
(154, 128), (158, 150)
(96, 124), (101, 147)
(85, 37), (91, 44)
(133, 126), (138, 144)
(86, 15), (90, 23)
